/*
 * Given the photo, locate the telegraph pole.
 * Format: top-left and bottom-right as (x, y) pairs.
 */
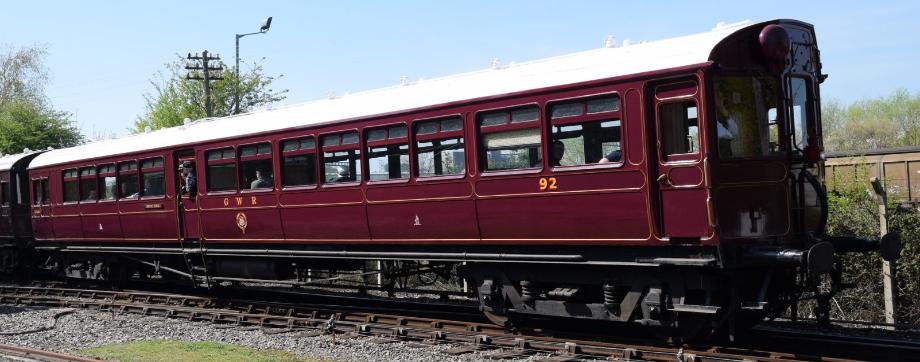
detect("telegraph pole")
(186, 50), (224, 117)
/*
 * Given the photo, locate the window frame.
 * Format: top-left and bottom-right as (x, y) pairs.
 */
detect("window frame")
(97, 163), (117, 202)
(62, 168), (79, 204)
(31, 178), (50, 206)
(366, 123), (411, 184)
(117, 161), (140, 200)
(238, 141), (275, 193)
(413, 114), (466, 181)
(787, 75), (814, 154)
(0, 180), (8, 206)
(547, 93), (625, 170)
(77, 166), (98, 203)
(205, 147), (238, 194)
(477, 104), (544, 176)
(657, 98), (701, 163)
(280, 135), (319, 190)
(30, 179), (40, 206)
(139, 157), (166, 199)
(320, 130), (363, 187)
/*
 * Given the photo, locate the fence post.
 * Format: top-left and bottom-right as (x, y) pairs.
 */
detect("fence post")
(871, 177), (897, 328)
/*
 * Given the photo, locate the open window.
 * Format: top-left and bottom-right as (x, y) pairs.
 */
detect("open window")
(479, 106), (542, 171)
(367, 124), (409, 181)
(549, 95), (623, 166)
(281, 136), (317, 187)
(415, 116), (465, 177)
(659, 101), (699, 160)
(240, 142), (273, 190)
(321, 131), (362, 184)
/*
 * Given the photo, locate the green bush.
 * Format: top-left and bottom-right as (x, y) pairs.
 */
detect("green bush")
(824, 164), (920, 325)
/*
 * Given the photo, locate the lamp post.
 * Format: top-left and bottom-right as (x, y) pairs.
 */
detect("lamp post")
(235, 16), (272, 115)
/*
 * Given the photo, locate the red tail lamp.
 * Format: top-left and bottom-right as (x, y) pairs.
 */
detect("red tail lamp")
(759, 25), (789, 72)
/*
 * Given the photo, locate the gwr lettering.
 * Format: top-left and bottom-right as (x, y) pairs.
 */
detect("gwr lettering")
(222, 196), (258, 207)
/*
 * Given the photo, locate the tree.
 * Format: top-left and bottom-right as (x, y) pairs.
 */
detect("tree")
(0, 99), (83, 154)
(133, 56), (287, 133)
(0, 45), (49, 109)
(0, 44), (84, 155)
(822, 89), (920, 152)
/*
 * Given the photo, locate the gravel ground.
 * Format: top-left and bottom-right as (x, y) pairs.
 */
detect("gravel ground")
(0, 305), (547, 361)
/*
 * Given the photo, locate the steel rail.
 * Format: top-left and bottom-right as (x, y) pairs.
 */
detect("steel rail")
(0, 343), (100, 362)
(0, 284), (907, 361)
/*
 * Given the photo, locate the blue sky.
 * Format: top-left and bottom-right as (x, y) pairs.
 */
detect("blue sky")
(1, 1), (918, 138)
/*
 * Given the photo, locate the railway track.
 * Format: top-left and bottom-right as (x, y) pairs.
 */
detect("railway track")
(0, 343), (99, 362)
(0, 284), (917, 361)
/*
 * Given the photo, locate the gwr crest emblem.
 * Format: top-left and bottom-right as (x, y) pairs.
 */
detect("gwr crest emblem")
(235, 212), (248, 234)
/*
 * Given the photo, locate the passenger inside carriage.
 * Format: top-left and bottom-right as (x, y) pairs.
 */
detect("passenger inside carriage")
(250, 169), (273, 189)
(551, 140), (565, 166)
(599, 149), (622, 163)
(179, 161), (196, 197)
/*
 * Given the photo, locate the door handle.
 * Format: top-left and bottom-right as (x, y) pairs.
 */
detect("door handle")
(657, 173), (672, 186)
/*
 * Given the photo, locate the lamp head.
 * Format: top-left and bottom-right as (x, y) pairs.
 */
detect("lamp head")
(260, 16), (272, 33)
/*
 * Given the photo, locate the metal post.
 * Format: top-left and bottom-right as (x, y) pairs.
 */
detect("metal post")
(233, 17), (271, 115)
(234, 34), (241, 115)
(871, 177), (897, 328)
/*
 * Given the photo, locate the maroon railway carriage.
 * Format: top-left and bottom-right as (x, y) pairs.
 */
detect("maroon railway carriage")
(0, 151), (43, 271)
(23, 19), (898, 338)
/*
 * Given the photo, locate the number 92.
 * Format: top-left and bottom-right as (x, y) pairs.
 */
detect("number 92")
(538, 177), (558, 191)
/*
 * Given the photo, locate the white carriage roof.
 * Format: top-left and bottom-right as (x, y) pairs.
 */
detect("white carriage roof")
(0, 151), (41, 173)
(31, 20), (760, 169)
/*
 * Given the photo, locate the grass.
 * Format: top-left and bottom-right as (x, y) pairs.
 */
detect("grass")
(80, 340), (329, 362)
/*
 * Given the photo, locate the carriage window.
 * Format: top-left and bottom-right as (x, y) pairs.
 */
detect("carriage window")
(789, 77), (810, 152)
(0, 181), (8, 205)
(31, 180), (43, 206)
(483, 128), (541, 170)
(63, 169), (79, 202)
(98, 164), (116, 201)
(30, 180), (40, 205)
(141, 157), (165, 197)
(207, 148), (237, 192)
(41, 179), (49, 204)
(415, 117), (465, 177)
(240, 143), (273, 190)
(479, 107), (541, 171)
(552, 120), (622, 166)
(550, 95), (622, 166)
(660, 101), (699, 157)
(118, 161), (139, 199)
(281, 137), (317, 187)
(714, 76), (781, 158)
(367, 125), (409, 181)
(322, 132), (362, 183)
(79, 167), (97, 201)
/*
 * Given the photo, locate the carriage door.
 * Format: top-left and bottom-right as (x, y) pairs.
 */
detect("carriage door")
(175, 150), (200, 240)
(651, 81), (709, 239)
